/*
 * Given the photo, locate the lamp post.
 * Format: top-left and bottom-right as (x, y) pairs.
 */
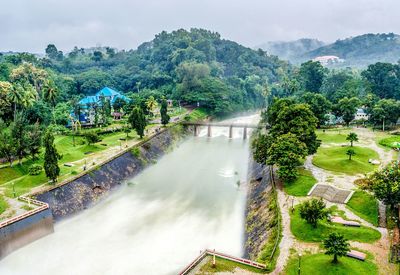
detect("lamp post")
(298, 253), (302, 275)
(12, 182), (16, 198)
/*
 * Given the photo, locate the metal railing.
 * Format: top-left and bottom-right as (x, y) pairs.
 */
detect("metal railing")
(178, 249), (266, 275)
(269, 166), (281, 262)
(0, 196), (49, 229)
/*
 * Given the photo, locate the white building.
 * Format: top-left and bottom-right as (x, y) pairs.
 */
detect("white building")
(354, 108), (369, 121)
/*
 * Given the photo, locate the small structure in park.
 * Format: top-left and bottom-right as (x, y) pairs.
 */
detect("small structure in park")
(71, 87), (130, 124)
(308, 184), (354, 204)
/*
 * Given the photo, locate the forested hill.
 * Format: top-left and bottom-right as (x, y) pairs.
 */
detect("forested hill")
(0, 28), (291, 118)
(300, 33), (400, 67)
(256, 38), (325, 61)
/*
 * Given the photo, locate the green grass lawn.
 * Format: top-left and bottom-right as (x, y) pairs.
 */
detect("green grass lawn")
(378, 135), (400, 149)
(290, 207), (381, 243)
(0, 195), (9, 215)
(347, 191), (379, 226)
(284, 168), (317, 196)
(0, 130), (142, 197)
(284, 253), (377, 275)
(312, 146), (379, 175)
(185, 107), (209, 122)
(198, 256), (266, 274)
(317, 129), (351, 144)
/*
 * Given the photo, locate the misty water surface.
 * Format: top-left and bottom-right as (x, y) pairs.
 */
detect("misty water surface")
(0, 114), (258, 275)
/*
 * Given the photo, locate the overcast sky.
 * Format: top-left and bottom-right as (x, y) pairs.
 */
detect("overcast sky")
(1, 0), (399, 53)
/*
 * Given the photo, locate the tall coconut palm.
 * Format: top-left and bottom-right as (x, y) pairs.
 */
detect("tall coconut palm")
(21, 85), (37, 109)
(44, 80), (58, 108)
(146, 96), (158, 117)
(7, 83), (24, 121)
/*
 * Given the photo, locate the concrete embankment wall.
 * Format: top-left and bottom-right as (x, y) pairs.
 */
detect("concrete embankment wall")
(35, 125), (189, 221)
(244, 155), (276, 260)
(0, 208), (54, 259)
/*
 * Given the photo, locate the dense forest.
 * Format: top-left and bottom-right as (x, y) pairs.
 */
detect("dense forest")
(0, 28), (291, 125)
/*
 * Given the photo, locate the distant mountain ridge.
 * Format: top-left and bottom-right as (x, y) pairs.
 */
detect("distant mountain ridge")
(259, 33), (400, 67)
(302, 33), (400, 67)
(256, 38), (325, 61)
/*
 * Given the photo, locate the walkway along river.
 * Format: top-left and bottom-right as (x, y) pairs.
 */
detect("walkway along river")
(0, 114), (259, 275)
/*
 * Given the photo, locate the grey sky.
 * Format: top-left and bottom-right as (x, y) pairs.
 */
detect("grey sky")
(1, 0), (399, 53)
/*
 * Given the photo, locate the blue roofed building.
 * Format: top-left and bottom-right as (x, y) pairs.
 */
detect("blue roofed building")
(71, 87), (131, 124)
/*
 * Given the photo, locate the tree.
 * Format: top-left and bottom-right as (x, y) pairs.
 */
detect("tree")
(334, 97), (360, 126)
(369, 99), (400, 131)
(128, 107), (147, 138)
(251, 133), (272, 165)
(298, 60), (327, 93)
(113, 97), (127, 111)
(271, 103), (320, 154)
(45, 44), (63, 60)
(323, 232), (350, 264)
(0, 121), (16, 167)
(85, 131), (100, 145)
(267, 133), (308, 181)
(146, 96), (158, 117)
(299, 198), (329, 228)
(10, 112), (29, 164)
(299, 92), (332, 127)
(92, 51), (103, 62)
(361, 62), (400, 99)
(43, 129), (62, 183)
(43, 80), (58, 108)
(346, 148), (356, 160)
(369, 161), (400, 209)
(27, 122), (42, 160)
(160, 98), (170, 126)
(346, 132), (358, 147)
(6, 83), (24, 121)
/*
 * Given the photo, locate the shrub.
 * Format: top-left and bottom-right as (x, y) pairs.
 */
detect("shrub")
(28, 164), (43, 175)
(85, 131), (101, 145)
(299, 198), (329, 228)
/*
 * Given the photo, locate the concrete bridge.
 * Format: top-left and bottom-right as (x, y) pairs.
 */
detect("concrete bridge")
(180, 122), (267, 139)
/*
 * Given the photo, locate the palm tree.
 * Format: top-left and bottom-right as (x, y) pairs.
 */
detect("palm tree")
(146, 96), (158, 117)
(346, 148), (356, 160)
(21, 86), (37, 108)
(44, 81), (58, 107)
(346, 132), (358, 147)
(7, 83), (24, 121)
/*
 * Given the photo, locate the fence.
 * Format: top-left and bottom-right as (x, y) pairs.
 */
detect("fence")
(178, 249), (266, 275)
(0, 196), (49, 229)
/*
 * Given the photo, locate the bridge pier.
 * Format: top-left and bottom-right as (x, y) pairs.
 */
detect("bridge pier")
(229, 125), (233, 138)
(207, 125), (212, 137)
(194, 126), (199, 136)
(243, 126), (247, 139)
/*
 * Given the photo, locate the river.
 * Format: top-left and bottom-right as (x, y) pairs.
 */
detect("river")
(0, 114), (259, 275)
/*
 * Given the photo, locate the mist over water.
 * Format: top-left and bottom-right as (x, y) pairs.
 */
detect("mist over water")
(0, 114), (259, 275)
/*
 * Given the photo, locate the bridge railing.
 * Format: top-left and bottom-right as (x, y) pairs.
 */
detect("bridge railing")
(179, 121), (266, 128)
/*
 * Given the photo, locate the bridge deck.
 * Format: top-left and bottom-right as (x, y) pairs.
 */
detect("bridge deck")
(180, 122), (265, 128)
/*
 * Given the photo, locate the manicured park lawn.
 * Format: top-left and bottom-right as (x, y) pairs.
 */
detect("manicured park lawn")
(0, 130), (142, 197)
(284, 168), (317, 196)
(199, 256), (265, 274)
(290, 207), (381, 243)
(312, 146), (379, 175)
(284, 253), (377, 275)
(347, 191), (379, 226)
(0, 195), (9, 215)
(317, 129), (351, 144)
(378, 135), (400, 149)
(185, 107), (208, 122)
